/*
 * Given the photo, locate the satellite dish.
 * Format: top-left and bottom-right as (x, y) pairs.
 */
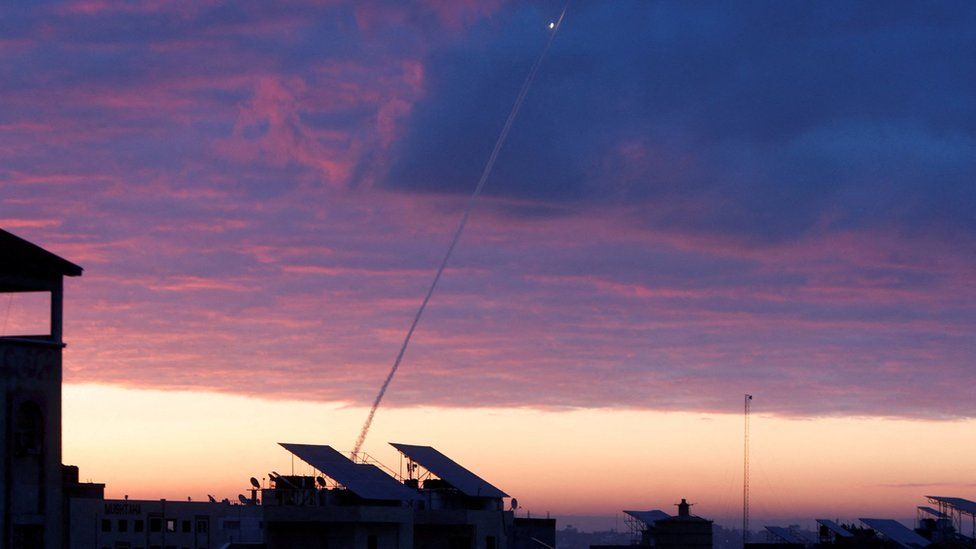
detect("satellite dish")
(208, 495), (217, 503)
(316, 476), (327, 488)
(250, 477), (260, 489)
(510, 498), (519, 511)
(238, 494), (249, 505)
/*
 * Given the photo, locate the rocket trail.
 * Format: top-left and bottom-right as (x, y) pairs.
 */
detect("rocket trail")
(351, 6), (569, 459)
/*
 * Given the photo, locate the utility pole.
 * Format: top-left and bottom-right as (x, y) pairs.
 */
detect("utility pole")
(743, 393), (753, 547)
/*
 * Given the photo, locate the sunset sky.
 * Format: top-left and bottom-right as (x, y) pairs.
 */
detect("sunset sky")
(3, 0), (975, 529)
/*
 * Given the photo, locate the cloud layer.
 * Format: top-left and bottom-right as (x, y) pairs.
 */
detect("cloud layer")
(2, 1), (974, 418)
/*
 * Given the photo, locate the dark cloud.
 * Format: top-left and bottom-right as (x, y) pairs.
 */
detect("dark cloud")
(380, 1), (976, 241)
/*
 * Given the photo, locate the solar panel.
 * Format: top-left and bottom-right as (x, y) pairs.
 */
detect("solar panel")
(765, 526), (808, 545)
(816, 519), (853, 538)
(917, 506), (948, 519)
(389, 443), (508, 498)
(624, 510), (671, 526)
(925, 496), (976, 515)
(279, 443), (419, 501)
(859, 518), (930, 548)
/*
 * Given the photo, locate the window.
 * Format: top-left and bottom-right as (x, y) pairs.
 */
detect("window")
(195, 519), (208, 533)
(149, 518), (162, 532)
(118, 519), (128, 533)
(368, 534), (378, 549)
(486, 536), (497, 549)
(102, 519), (112, 532)
(181, 520), (191, 533)
(165, 519), (176, 533)
(13, 402), (43, 457)
(134, 520), (144, 533)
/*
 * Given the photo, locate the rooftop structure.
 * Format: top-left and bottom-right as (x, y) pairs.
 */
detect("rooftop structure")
(1, 229), (82, 549)
(68, 440), (553, 549)
(925, 496), (976, 540)
(280, 443), (420, 502)
(0, 228), (82, 343)
(816, 519), (854, 540)
(622, 509), (671, 544)
(623, 509), (671, 526)
(915, 507), (948, 520)
(391, 442), (508, 499)
(597, 499), (711, 549)
(764, 525), (814, 546)
(859, 518), (931, 549)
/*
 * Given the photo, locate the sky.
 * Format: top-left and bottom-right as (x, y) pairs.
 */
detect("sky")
(2, 0), (976, 527)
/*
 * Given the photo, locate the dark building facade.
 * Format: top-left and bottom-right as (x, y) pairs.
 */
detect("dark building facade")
(1, 229), (83, 549)
(653, 499), (713, 549)
(592, 499), (713, 549)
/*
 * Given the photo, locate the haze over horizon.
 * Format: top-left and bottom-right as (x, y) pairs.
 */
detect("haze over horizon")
(3, 0), (974, 525)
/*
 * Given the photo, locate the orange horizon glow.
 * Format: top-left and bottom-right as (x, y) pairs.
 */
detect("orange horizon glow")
(63, 383), (976, 528)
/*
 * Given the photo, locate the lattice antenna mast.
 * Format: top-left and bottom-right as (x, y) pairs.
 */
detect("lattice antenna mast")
(743, 393), (753, 547)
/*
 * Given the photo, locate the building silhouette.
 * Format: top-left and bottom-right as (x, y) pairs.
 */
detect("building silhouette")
(1, 228), (555, 549)
(1, 229), (82, 549)
(591, 498), (713, 549)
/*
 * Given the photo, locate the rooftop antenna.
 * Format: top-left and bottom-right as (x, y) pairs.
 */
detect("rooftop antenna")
(249, 476), (260, 504)
(743, 394), (753, 547)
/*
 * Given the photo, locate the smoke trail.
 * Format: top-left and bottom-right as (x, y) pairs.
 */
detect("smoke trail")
(351, 6), (569, 459)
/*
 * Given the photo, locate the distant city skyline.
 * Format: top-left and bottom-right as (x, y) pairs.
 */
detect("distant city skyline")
(3, 0), (974, 524)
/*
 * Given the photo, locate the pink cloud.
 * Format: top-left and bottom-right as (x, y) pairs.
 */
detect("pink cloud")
(53, 0), (225, 17)
(3, 1), (972, 420)
(419, 0), (507, 31)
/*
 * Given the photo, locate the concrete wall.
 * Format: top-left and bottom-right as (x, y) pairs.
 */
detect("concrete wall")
(1, 339), (64, 549)
(264, 505), (413, 549)
(68, 498), (263, 549)
(414, 508), (515, 549)
(510, 517), (556, 549)
(654, 518), (713, 549)
(265, 521), (405, 549)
